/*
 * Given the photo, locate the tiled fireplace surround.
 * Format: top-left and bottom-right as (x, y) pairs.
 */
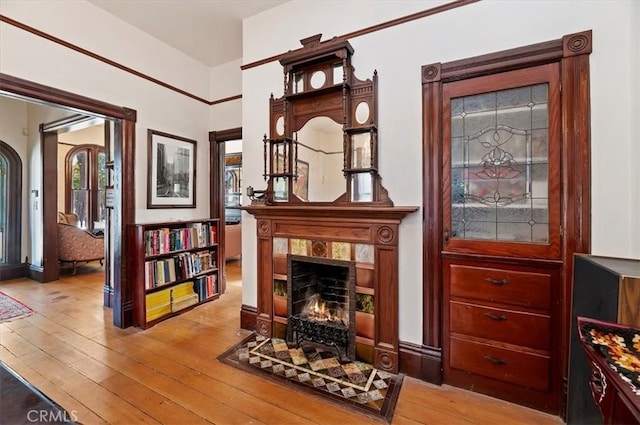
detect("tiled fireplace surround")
(243, 206), (417, 373)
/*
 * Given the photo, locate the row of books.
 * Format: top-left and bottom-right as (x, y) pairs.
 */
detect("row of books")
(145, 281), (198, 322)
(144, 222), (217, 256)
(194, 274), (218, 302)
(144, 250), (217, 289)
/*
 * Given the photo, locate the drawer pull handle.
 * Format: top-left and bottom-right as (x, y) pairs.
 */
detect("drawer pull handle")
(485, 277), (509, 286)
(484, 356), (508, 366)
(484, 312), (508, 321)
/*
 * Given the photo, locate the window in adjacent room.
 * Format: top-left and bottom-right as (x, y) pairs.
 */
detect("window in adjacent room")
(0, 141), (22, 265)
(66, 144), (106, 231)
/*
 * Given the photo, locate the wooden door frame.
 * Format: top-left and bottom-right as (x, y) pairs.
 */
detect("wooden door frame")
(0, 73), (136, 328)
(209, 127), (242, 296)
(420, 30), (592, 388)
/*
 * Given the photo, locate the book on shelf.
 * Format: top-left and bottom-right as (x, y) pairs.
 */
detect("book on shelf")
(193, 274), (218, 302)
(143, 222), (217, 256)
(144, 251), (217, 289)
(145, 281), (200, 321)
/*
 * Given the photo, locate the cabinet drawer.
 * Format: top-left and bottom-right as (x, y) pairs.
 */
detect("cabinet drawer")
(449, 264), (551, 309)
(450, 301), (550, 350)
(450, 337), (550, 391)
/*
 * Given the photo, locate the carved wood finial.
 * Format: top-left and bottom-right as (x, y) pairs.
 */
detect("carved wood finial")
(300, 34), (322, 48)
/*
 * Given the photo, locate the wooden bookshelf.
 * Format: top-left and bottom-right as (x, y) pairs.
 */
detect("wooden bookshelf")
(131, 219), (222, 328)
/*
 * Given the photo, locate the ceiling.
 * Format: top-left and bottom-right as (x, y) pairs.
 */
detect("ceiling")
(88, 0), (288, 67)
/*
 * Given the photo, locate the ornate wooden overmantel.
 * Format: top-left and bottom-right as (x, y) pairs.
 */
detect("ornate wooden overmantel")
(243, 204), (418, 373)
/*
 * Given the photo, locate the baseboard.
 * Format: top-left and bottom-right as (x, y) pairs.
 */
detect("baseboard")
(103, 284), (114, 308)
(240, 304), (257, 331)
(0, 263), (26, 281)
(399, 341), (443, 384)
(25, 264), (44, 282)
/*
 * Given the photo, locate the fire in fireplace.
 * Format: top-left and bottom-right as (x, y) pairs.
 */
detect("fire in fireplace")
(287, 255), (356, 360)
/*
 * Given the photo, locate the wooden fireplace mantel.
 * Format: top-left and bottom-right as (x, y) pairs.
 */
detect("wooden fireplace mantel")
(243, 204), (418, 373)
(243, 205), (419, 221)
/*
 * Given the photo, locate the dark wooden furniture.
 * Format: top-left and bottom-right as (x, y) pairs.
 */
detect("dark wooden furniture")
(577, 317), (640, 424)
(568, 255), (640, 424)
(423, 30), (592, 414)
(130, 219), (222, 328)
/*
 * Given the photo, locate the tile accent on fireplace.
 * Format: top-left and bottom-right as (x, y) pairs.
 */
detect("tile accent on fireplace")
(355, 244), (374, 263)
(331, 242), (351, 261)
(273, 237), (288, 254)
(291, 238), (308, 256)
(311, 240), (328, 258)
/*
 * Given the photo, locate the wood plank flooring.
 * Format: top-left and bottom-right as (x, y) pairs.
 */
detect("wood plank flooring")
(0, 261), (565, 424)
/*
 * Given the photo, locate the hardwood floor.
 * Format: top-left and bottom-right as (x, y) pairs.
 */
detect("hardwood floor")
(0, 260), (564, 424)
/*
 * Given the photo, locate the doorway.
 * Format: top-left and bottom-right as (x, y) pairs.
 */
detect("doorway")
(0, 73), (136, 328)
(209, 128), (242, 299)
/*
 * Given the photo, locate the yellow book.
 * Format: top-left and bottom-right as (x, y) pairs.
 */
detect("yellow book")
(171, 281), (196, 299)
(146, 288), (171, 322)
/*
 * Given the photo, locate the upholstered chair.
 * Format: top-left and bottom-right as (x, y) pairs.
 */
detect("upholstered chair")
(57, 212), (79, 226)
(58, 222), (104, 274)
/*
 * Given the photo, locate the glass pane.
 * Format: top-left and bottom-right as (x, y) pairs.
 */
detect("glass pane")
(351, 133), (371, 168)
(98, 190), (105, 222)
(72, 151), (87, 190)
(350, 173), (372, 202)
(293, 72), (304, 94)
(450, 83), (549, 243)
(274, 177), (288, 202)
(72, 190), (89, 228)
(98, 152), (106, 188)
(272, 142), (289, 174)
(333, 64), (343, 85)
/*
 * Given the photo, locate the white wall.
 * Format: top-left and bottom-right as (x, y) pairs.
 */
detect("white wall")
(630, 0), (640, 256)
(210, 58), (243, 131)
(0, 97), (29, 262)
(26, 104), (75, 266)
(242, 0), (640, 344)
(0, 0), (215, 264)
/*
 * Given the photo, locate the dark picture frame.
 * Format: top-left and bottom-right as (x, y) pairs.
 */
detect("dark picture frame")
(147, 129), (196, 208)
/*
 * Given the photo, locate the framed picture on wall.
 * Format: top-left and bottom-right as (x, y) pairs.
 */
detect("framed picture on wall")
(147, 129), (196, 208)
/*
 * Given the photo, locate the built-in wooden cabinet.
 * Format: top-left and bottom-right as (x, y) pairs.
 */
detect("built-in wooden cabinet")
(443, 257), (562, 410)
(423, 30), (592, 414)
(130, 219), (222, 328)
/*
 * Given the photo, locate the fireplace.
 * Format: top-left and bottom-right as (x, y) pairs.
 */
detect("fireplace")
(242, 205), (418, 372)
(286, 255), (356, 360)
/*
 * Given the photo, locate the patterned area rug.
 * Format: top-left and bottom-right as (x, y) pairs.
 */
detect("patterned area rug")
(218, 333), (403, 423)
(0, 291), (34, 323)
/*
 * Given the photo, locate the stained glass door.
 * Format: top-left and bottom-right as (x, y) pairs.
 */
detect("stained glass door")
(442, 64), (561, 259)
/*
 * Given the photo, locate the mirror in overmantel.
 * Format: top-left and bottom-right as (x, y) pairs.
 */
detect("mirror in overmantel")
(256, 34), (391, 206)
(293, 117), (344, 203)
